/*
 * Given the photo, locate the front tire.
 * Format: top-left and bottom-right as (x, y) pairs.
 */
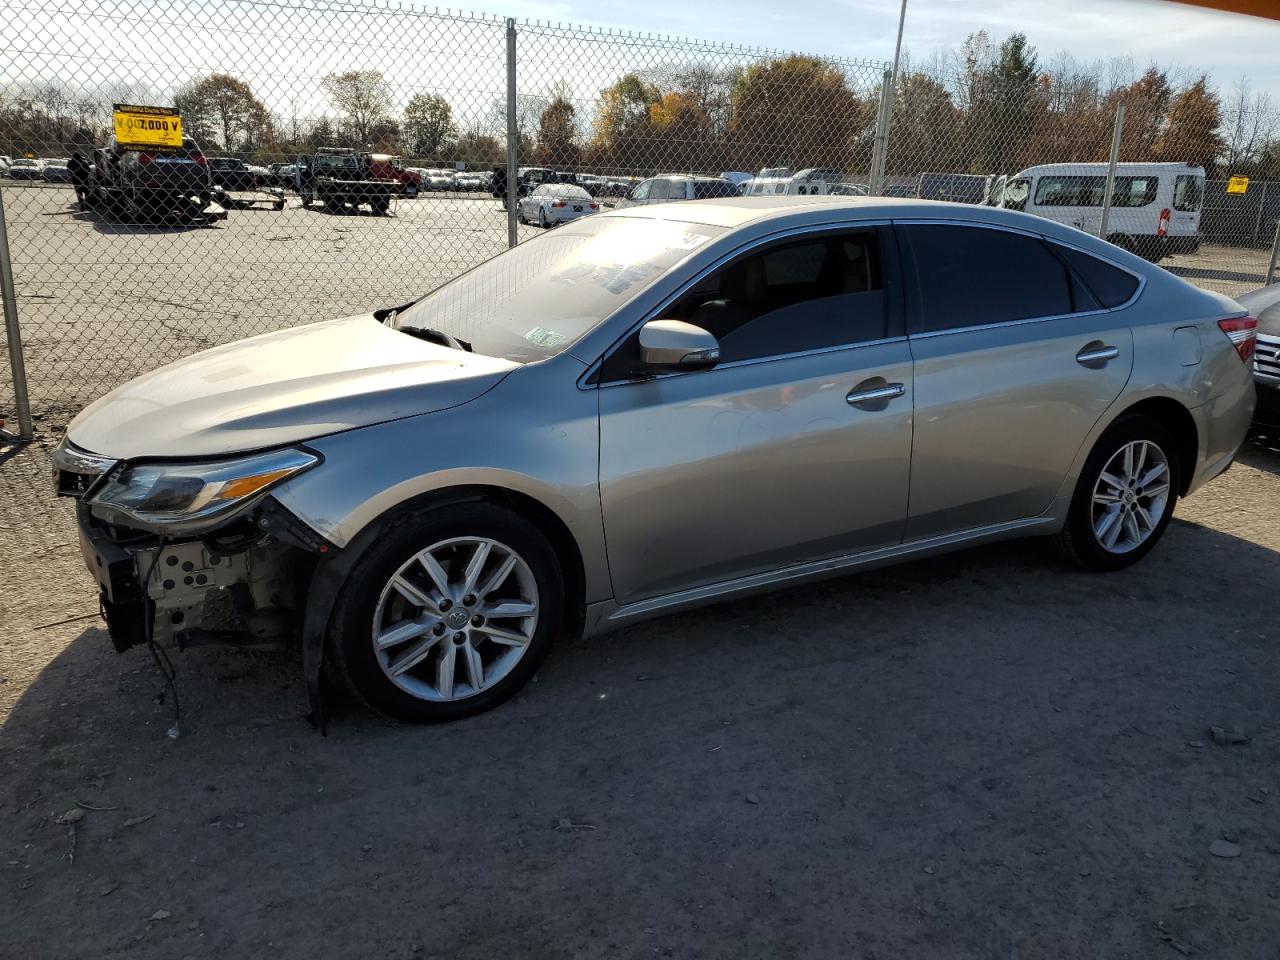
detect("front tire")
(330, 502), (564, 723)
(1057, 415), (1179, 571)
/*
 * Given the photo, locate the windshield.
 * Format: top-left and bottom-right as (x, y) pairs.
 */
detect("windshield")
(394, 216), (725, 363)
(1002, 177), (1030, 211)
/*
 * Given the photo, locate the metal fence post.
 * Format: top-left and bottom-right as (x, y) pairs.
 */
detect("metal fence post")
(505, 18), (518, 249)
(1252, 181), (1267, 245)
(0, 184), (33, 442)
(1098, 102), (1126, 241)
(1266, 214), (1279, 287)
(869, 70), (893, 196)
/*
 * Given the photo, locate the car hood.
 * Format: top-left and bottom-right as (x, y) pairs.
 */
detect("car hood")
(68, 314), (517, 460)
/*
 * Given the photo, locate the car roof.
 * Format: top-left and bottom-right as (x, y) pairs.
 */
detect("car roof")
(1014, 162), (1205, 176)
(604, 195), (1029, 229)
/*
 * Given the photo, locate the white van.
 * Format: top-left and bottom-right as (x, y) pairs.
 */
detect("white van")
(994, 162), (1204, 261)
(744, 167), (843, 197)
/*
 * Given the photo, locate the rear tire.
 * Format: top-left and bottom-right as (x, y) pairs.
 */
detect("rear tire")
(1056, 415), (1180, 572)
(370, 197), (390, 216)
(330, 501), (564, 724)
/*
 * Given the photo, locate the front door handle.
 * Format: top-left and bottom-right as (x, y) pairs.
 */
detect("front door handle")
(1076, 343), (1119, 367)
(846, 380), (905, 408)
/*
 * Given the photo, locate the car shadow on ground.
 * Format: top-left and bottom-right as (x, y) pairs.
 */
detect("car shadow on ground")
(69, 202), (224, 236)
(1241, 428), (1280, 472)
(3, 514), (1279, 958)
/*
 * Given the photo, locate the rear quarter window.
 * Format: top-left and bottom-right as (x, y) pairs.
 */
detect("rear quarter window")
(1049, 243), (1140, 309)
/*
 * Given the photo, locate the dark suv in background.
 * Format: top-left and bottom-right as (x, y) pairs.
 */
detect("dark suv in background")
(88, 136), (214, 218)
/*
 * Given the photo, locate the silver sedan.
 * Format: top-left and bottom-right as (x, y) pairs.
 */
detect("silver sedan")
(518, 183), (598, 227)
(54, 196), (1257, 725)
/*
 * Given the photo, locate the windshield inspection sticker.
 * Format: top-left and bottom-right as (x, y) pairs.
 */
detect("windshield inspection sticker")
(525, 326), (568, 348)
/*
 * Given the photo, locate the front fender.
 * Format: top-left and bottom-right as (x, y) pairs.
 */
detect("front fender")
(271, 366), (608, 603)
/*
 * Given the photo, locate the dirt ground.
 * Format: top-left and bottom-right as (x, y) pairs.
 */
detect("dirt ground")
(2, 425), (1279, 959)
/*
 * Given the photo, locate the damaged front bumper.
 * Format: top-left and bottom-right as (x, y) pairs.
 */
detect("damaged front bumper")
(54, 440), (334, 656)
(77, 503), (313, 653)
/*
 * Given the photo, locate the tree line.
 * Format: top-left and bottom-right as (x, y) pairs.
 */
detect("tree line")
(2, 31), (1278, 181)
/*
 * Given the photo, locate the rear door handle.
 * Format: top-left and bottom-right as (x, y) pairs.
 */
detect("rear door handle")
(1076, 343), (1119, 367)
(846, 381), (905, 407)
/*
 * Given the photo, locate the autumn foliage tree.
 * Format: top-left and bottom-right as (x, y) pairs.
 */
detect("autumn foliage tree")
(402, 92), (455, 159)
(322, 70), (393, 146)
(728, 55), (870, 173)
(1156, 76), (1224, 172)
(535, 95), (580, 167)
(173, 74), (271, 151)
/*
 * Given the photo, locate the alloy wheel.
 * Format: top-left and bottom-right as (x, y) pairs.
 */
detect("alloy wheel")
(1090, 440), (1171, 554)
(371, 537), (539, 702)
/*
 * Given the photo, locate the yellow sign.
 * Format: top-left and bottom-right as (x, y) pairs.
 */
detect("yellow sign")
(112, 104), (182, 149)
(1227, 175), (1250, 195)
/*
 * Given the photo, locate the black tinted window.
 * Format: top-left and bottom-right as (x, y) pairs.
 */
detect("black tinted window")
(904, 225), (1074, 332)
(664, 232), (889, 363)
(1050, 243), (1139, 308)
(693, 179), (737, 199)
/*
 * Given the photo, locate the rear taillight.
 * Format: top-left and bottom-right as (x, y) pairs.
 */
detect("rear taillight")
(551, 200), (566, 208)
(193, 153), (207, 166)
(1157, 207), (1170, 237)
(137, 152), (153, 165)
(589, 202), (599, 210)
(1219, 315), (1257, 363)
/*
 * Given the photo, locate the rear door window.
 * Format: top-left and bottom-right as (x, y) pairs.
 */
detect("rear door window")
(900, 224), (1076, 333)
(1112, 176), (1158, 208)
(1174, 174), (1204, 212)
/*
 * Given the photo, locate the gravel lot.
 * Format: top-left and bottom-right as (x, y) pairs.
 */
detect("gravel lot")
(2, 180), (1280, 959)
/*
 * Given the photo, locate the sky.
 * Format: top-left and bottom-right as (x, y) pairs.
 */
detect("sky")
(3, 0), (1278, 127)
(491, 0), (1280, 101)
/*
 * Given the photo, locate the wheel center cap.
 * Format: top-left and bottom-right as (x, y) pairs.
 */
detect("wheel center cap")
(1123, 490), (1137, 506)
(445, 609), (469, 629)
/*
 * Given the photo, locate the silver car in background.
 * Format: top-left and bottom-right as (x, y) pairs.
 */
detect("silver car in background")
(53, 197), (1257, 725)
(517, 183), (599, 227)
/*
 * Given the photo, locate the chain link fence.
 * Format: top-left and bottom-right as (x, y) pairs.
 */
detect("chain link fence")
(1, 0), (1278, 436)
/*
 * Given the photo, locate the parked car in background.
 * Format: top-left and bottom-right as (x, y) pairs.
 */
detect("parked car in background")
(267, 163), (297, 188)
(7, 158), (45, 180)
(206, 156), (263, 192)
(517, 183), (599, 226)
(615, 174), (740, 207)
(0, 155), (11, 175)
(1241, 283), (1280, 430)
(916, 172), (992, 204)
(88, 136), (215, 218)
(367, 154), (421, 197)
(721, 171), (753, 190)
(296, 148), (396, 215)
(491, 166), (555, 207)
(993, 162), (1205, 262)
(52, 196), (1256, 725)
(831, 182), (869, 196)
(41, 158), (72, 183)
(743, 168), (844, 197)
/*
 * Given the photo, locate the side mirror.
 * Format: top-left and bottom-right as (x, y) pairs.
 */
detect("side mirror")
(638, 320), (720, 370)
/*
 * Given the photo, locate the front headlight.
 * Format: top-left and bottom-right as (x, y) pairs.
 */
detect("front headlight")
(90, 448), (319, 529)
